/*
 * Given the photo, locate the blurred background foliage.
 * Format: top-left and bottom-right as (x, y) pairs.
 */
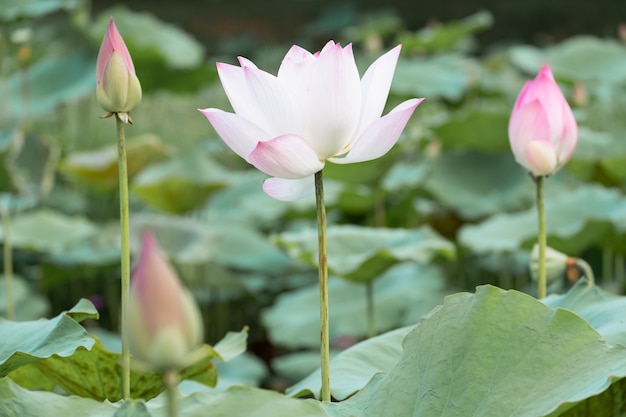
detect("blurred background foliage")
(3, 0), (626, 391)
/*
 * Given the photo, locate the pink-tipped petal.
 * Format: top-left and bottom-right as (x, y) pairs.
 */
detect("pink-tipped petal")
(97, 18), (135, 83)
(262, 176), (315, 201)
(246, 134), (324, 179)
(297, 42), (361, 159)
(508, 100), (552, 170)
(237, 56), (258, 69)
(355, 45), (402, 138)
(198, 108), (270, 158)
(216, 62), (258, 121)
(330, 98), (423, 164)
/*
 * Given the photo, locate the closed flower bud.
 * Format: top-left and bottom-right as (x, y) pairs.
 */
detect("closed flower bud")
(128, 231), (203, 371)
(529, 244), (569, 283)
(96, 18), (142, 120)
(508, 66), (578, 177)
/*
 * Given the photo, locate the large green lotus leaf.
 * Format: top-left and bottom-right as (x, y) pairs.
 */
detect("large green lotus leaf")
(458, 184), (626, 255)
(60, 134), (169, 191)
(262, 263), (448, 349)
(91, 6), (203, 70)
(275, 225), (454, 283)
(1, 0), (81, 20)
(543, 279), (626, 346)
(130, 214), (292, 271)
(423, 149), (534, 219)
(432, 107), (511, 152)
(0, 276), (49, 320)
(288, 326), (413, 400)
(324, 285), (626, 417)
(0, 130), (24, 195)
(131, 152), (227, 214)
(396, 10), (493, 54)
(392, 54), (475, 101)
(0, 300), (97, 376)
(0, 209), (96, 253)
(6, 54), (94, 120)
(509, 36), (626, 84)
(12, 327), (247, 402)
(567, 127), (626, 185)
(0, 378), (330, 417)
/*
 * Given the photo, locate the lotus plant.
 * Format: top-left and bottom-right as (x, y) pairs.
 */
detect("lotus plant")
(199, 41), (422, 401)
(96, 17), (142, 399)
(508, 65), (578, 298)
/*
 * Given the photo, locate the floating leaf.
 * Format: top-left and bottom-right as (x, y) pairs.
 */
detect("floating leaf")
(275, 225), (454, 283)
(432, 107), (511, 152)
(6, 54), (94, 120)
(423, 149), (535, 219)
(131, 152), (227, 214)
(60, 134), (169, 190)
(392, 54), (474, 101)
(0, 301), (95, 376)
(91, 6), (204, 70)
(262, 263), (448, 348)
(288, 326), (413, 400)
(0, 378), (330, 417)
(325, 285), (626, 417)
(543, 279), (626, 346)
(458, 184), (626, 255)
(1, 0), (81, 20)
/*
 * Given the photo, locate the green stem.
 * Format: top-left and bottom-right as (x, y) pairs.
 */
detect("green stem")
(3, 206), (13, 320)
(116, 114), (131, 399)
(163, 371), (179, 417)
(536, 176), (547, 299)
(574, 258), (595, 287)
(366, 281), (375, 338)
(315, 170), (330, 402)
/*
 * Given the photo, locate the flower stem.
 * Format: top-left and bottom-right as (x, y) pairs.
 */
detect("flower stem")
(2, 206), (13, 320)
(314, 170), (330, 402)
(536, 175), (547, 299)
(366, 281), (375, 338)
(163, 371), (180, 417)
(116, 114), (131, 399)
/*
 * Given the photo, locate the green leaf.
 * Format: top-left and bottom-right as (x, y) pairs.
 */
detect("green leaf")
(60, 134), (169, 191)
(213, 327), (249, 362)
(0, 303), (95, 376)
(92, 6), (204, 70)
(288, 326), (413, 400)
(0, 276), (49, 321)
(6, 54), (95, 120)
(424, 149), (534, 219)
(458, 184), (626, 255)
(324, 285), (626, 417)
(275, 225), (454, 283)
(432, 107), (511, 152)
(262, 263), (448, 348)
(0, 209), (97, 253)
(0, 378), (331, 417)
(392, 54), (474, 101)
(66, 298), (99, 323)
(543, 279), (626, 346)
(131, 152), (227, 214)
(567, 127), (626, 186)
(1, 0), (81, 20)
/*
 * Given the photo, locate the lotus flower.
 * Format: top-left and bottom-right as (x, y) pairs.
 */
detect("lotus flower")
(199, 41), (423, 200)
(508, 65), (578, 177)
(128, 231), (203, 370)
(96, 17), (142, 121)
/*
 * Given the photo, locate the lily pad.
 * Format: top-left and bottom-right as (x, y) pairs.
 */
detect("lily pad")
(432, 107), (511, 152)
(325, 285), (626, 417)
(458, 184), (626, 255)
(131, 152), (227, 214)
(1, 0), (81, 20)
(262, 263), (448, 349)
(0, 300), (97, 376)
(275, 224), (454, 283)
(60, 134), (169, 191)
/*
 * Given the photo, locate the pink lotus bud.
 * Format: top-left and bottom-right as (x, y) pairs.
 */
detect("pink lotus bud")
(96, 18), (142, 119)
(128, 231), (203, 370)
(508, 66), (578, 177)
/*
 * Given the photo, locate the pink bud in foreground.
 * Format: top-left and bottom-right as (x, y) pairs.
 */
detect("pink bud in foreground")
(128, 232), (203, 370)
(508, 66), (578, 177)
(96, 18), (142, 119)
